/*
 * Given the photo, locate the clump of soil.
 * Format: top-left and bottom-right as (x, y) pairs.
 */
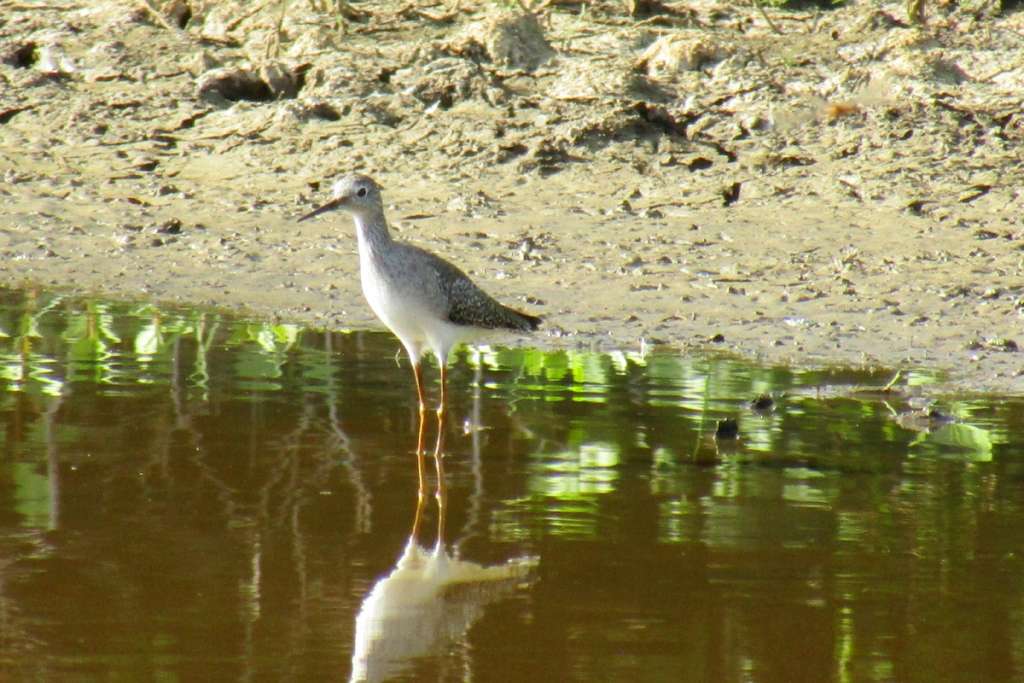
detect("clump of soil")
(1, 0), (1022, 394)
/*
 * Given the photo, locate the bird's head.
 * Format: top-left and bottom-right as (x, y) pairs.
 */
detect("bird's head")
(298, 174), (382, 223)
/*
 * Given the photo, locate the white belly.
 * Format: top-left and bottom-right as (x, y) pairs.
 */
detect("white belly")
(360, 253), (467, 365)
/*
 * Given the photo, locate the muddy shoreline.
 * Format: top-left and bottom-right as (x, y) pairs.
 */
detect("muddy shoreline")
(2, 0), (1022, 394)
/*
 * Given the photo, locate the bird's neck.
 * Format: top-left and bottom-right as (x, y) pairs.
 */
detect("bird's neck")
(353, 211), (393, 256)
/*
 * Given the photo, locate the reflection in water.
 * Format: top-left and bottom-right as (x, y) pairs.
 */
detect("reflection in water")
(1, 289), (1023, 681)
(352, 358), (538, 682)
(350, 493), (537, 683)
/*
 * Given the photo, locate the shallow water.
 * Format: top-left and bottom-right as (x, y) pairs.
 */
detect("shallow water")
(0, 288), (1022, 682)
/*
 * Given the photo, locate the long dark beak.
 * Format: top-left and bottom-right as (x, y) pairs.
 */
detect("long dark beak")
(297, 197), (343, 223)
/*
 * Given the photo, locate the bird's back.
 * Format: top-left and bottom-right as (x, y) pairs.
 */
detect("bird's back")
(416, 244), (540, 332)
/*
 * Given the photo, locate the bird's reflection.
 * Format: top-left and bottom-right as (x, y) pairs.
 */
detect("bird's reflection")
(349, 488), (538, 682)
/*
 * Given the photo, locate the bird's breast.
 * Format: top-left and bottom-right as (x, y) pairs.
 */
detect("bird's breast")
(359, 251), (439, 337)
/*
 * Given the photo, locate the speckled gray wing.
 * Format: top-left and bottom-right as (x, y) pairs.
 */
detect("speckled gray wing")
(410, 245), (541, 332)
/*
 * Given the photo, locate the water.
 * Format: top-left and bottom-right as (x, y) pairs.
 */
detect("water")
(0, 288), (1022, 682)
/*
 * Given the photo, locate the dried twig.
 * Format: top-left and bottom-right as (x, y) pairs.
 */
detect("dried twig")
(226, 0), (276, 32)
(907, 0), (926, 24)
(882, 370), (903, 392)
(137, 0), (192, 41)
(751, 0), (783, 35)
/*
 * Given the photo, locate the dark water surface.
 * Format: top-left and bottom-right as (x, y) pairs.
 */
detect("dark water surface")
(0, 289), (1022, 682)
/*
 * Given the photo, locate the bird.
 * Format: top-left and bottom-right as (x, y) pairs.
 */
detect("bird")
(298, 174), (542, 500)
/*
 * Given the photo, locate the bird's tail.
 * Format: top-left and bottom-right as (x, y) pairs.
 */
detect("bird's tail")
(507, 307), (542, 331)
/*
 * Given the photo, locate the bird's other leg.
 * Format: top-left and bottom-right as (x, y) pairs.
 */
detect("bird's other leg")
(410, 475), (428, 541)
(432, 361), (448, 506)
(435, 466), (448, 544)
(412, 360), (428, 503)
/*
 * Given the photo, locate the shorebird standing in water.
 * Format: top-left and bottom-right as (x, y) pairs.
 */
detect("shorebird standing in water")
(298, 174), (542, 501)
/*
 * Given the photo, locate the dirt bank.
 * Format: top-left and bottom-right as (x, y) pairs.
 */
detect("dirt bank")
(1, 0), (1022, 394)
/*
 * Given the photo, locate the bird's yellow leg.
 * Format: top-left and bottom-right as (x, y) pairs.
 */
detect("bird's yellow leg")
(433, 362), (448, 507)
(413, 361), (428, 503)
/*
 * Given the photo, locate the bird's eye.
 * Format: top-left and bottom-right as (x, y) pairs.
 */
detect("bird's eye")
(357, 187), (368, 198)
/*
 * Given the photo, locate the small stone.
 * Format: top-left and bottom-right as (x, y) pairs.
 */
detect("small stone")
(156, 219), (182, 235)
(715, 418), (739, 440)
(447, 12), (555, 71)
